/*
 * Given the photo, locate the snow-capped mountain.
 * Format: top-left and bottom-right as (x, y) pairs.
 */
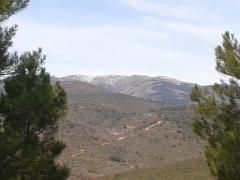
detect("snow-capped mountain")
(59, 75), (193, 106)
(60, 75), (95, 83)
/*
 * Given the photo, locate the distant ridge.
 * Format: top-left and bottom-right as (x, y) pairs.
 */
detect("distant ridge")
(57, 75), (193, 106)
(59, 80), (108, 95)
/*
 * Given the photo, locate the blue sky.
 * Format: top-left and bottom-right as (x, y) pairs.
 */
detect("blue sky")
(7, 0), (240, 85)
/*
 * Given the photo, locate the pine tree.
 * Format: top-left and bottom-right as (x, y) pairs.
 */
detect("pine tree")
(0, 0), (29, 76)
(0, 0), (28, 21)
(0, 49), (69, 179)
(0, 1), (69, 179)
(191, 32), (240, 180)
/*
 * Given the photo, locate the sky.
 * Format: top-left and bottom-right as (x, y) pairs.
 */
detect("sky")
(6, 0), (240, 85)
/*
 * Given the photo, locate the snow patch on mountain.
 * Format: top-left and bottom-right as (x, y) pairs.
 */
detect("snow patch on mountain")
(58, 74), (193, 105)
(60, 75), (95, 83)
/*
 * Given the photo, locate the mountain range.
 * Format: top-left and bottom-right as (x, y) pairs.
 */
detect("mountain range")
(55, 75), (202, 179)
(58, 75), (194, 106)
(0, 74), (203, 179)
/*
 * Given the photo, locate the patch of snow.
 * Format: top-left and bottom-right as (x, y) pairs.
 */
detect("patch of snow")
(156, 76), (183, 85)
(60, 74), (95, 83)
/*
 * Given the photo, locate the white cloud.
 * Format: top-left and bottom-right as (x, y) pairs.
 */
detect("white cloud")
(7, 0), (238, 85)
(8, 18), (223, 85)
(119, 0), (222, 22)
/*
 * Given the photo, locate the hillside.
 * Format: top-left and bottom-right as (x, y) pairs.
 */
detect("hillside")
(57, 81), (203, 180)
(59, 81), (107, 95)
(99, 159), (213, 180)
(59, 75), (193, 106)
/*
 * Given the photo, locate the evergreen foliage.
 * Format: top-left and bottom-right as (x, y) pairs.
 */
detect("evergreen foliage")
(191, 32), (240, 180)
(0, 0), (29, 76)
(0, 1), (69, 179)
(0, 0), (29, 21)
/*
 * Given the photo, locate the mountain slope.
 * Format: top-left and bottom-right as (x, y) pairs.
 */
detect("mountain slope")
(58, 86), (202, 179)
(100, 159), (213, 180)
(59, 81), (107, 95)
(58, 80), (162, 112)
(59, 75), (193, 106)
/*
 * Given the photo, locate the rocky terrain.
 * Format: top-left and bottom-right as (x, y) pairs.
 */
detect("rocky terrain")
(57, 80), (203, 180)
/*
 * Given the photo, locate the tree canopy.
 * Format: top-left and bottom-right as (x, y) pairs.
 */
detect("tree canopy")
(0, 0), (29, 76)
(0, 0), (29, 21)
(0, 1), (69, 179)
(191, 32), (240, 180)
